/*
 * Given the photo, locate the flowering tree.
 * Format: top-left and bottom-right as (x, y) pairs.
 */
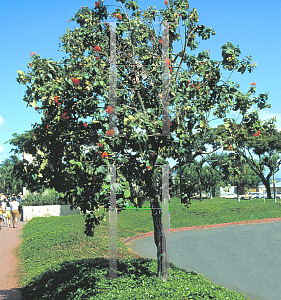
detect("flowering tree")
(216, 117), (281, 199)
(11, 0), (270, 279)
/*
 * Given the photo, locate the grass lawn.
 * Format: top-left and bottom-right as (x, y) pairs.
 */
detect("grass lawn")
(19, 197), (281, 299)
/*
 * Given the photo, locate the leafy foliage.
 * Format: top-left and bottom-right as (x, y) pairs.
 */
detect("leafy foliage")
(0, 155), (22, 195)
(21, 188), (65, 206)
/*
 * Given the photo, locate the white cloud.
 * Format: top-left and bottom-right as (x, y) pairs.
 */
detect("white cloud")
(0, 115), (4, 128)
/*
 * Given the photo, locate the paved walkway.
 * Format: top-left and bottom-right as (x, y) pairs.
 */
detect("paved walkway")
(124, 218), (281, 300)
(0, 216), (24, 300)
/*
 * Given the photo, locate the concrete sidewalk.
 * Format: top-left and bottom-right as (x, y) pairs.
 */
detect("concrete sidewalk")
(0, 216), (24, 300)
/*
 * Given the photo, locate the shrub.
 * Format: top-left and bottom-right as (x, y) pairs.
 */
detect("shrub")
(21, 188), (65, 206)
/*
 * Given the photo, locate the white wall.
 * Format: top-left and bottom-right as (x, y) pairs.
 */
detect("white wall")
(22, 205), (81, 222)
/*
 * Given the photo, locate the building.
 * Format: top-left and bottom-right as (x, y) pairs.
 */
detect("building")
(258, 182), (281, 194)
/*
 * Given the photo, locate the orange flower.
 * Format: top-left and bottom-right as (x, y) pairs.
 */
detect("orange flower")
(106, 106), (114, 114)
(228, 145), (233, 150)
(254, 130), (260, 136)
(101, 152), (108, 158)
(83, 122), (87, 128)
(30, 52), (36, 56)
(95, 2), (100, 8)
(95, 45), (101, 51)
(106, 129), (115, 137)
(164, 58), (170, 66)
(164, 0), (168, 5)
(196, 86), (199, 89)
(35, 106), (38, 111)
(54, 96), (59, 103)
(72, 78), (80, 85)
(117, 13), (122, 20)
(159, 39), (163, 44)
(147, 166), (151, 170)
(61, 112), (69, 120)
(98, 143), (102, 147)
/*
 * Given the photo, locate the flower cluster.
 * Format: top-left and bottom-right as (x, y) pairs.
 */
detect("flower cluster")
(254, 130), (260, 137)
(250, 82), (256, 86)
(61, 112), (69, 120)
(95, 45), (101, 52)
(72, 78), (80, 86)
(106, 106), (114, 114)
(164, 0), (168, 5)
(164, 58), (170, 66)
(101, 152), (108, 158)
(106, 129), (115, 137)
(30, 52), (36, 56)
(95, 2), (100, 8)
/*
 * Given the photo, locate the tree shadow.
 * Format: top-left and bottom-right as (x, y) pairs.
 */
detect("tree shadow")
(22, 257), (157, 300)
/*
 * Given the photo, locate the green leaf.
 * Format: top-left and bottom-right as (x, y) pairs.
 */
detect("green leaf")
(124, 189), (130, 198)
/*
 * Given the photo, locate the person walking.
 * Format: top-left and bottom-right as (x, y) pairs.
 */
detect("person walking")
(10, 197), (20, 228)
(0, 201), (3, 230)
(5, 199), (11, 227)
(1, 199), (7, 225)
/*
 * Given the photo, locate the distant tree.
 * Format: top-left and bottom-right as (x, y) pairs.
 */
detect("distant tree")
(233, 118), (281, 199)
(0, 155), (23, 195)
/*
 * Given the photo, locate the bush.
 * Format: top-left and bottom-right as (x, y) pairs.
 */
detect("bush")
(21, 188), (65, 206)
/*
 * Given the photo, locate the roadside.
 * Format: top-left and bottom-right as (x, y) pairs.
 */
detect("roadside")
(0, 215), (24, 300)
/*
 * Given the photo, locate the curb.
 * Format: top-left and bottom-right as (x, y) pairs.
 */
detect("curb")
(122, 217), (281, 244)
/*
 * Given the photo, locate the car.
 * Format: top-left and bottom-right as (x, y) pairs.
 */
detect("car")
(249, 192), (260, 199)
(258, 192), (281, 199)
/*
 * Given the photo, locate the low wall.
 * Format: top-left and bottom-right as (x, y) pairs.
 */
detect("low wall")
(22, 205), (81, 222)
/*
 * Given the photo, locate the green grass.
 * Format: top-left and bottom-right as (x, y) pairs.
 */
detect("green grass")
(19, 197), (281, 299)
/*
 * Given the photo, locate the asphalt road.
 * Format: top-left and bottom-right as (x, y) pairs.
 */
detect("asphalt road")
(126, 221), (281, 300)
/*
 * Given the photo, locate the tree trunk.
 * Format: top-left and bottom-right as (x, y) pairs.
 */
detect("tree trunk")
(150, 195), (167, 279)
(265, 180), (271, 199)
(144, 171), (168, 280)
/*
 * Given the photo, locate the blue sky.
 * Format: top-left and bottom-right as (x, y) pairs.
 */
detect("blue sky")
(1, 0), (281, 176)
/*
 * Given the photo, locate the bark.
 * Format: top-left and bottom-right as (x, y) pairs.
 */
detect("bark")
(264, 179), (271, 199)
(144, 171), (168, 280)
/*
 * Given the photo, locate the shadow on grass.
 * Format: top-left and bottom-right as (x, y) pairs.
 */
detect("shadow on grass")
(22, 257), (157, 300)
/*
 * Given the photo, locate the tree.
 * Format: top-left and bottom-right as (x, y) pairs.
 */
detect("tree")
(207, 152), (260, 200)
(215, 117), (281, 199)
(10, 0), (270, 280)
(0, 155), (22, 195)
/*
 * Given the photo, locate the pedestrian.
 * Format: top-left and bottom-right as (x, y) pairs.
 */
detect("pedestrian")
(5, 199), (11, 227)
(0, 193), (5, 201)
(1, 199), (7, 225)
(0, 203), (3, 230)
(11, 197), (20, 228)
